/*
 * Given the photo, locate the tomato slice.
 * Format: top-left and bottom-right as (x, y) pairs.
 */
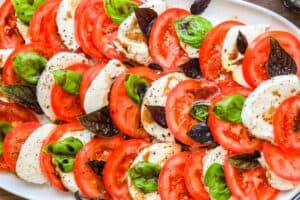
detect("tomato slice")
(51, 63), (90, 122)
(149, 8), (190, 72)
(262, 142), (300, 181)
(208, 87), (262, 153)
(158, 151), (193, 200)
(224, 155), (279, 200)
(3, 122), (40, 171)
(199, 20), (244, 81)
(103, 139), (150, 199)
(274, 96), (300, 153)
(74, 136), (123, 199)
(243, 31), (300, 88)
(40, 122), (84, 192)
(0, 0), (24, 48)
(110, 67), (161, 139)
(184, 149), (210, 200)
(166, 79), (221, 146)
(0, 156), (9, 171)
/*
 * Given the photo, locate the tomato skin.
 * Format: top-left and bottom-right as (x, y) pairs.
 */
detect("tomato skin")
(110, 67), (161, 139)
(149, 8), (190, 72)
(3, 122), (40, 171)
(103, 139), (150, 199)
(243, 31), (300, 88)
(199, 20), (244, 81)
(166, 79), (221, 146)
(208, 87), (262, 153)
(74, 136), (123, 199)
(184, 149), (210, 200)
(158, 151), (193, 200)
(51, 63), (90, 122)
(40, 122), (84, 192)
(224, 155), (279, 200)
(0, 0), (24, 48)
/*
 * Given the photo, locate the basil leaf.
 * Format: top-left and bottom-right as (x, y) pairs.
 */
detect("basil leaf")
(12, 0), (46, 24)
(0, 122), (12, 155)
(78, 106), (120, 137)
(145, 105), (167, 128)
(179, 59), (202, 79)
(236, 31), (248, 54)
(267, 37), (297, 78)
(187, 122), (214, 145)
(87, 160), (106, 176)
(204, 163), (231, 200)
(228, 151), (260, 169)
(125, 74), (149, 105)
(148, 63), (163, 72)
(53, 154), (75, 173)
(134, 8), (157, 38)
(174, 15), (212, 48)
(190, 101), (210, 121)
(213, 94), (246, 124)
(44, 137), (83, 156)
(190, 0), (211, 15)
(0, 84), (43, 114)
(53, 69), (82, 95)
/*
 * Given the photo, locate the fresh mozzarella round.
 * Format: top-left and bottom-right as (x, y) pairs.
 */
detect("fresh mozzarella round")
(114, 0), (167, 65)
(0, 48), (13, 68)
(222, 25), (269, 87)
(83, 59), (126, 113)
(202, 146), (227, 178)
(179, 41), (199, 58)
(241, 75), (300, 142)
(37, 53), (88, 121)
(56, 0), (80, 51)
(141, 72), (187, 142)
(16, 17), (30, 44)
(57, 130), (94, 192)
(128, 143), (181, 200)
(16, 124), (56, 184)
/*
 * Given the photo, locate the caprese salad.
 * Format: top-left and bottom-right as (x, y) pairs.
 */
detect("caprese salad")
(0, 0), (300, 199)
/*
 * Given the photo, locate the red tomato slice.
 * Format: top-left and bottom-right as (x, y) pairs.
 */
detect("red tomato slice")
(40, 122), (84, 192)
(166, 79), (221, 146)
(149, 8), (190, 72)
(262, 142), (300, 181)
(75, 0), (106, 59)
(110, 67), (161, 139)
(208, 87), (262, 153)
(0, 0), (24, 48)
(3, 122), (40, 171)
(74, 136), (123, 199)
(199, 20), (244, 81)
(29, 0), (67, 53)
(0, 156), (9, 171)
(158, 151), (193, 200)
(243, 31), (300, 88)
(184, 149), (210, 200)
(224, 155), (279, 200)
(103, 139), (149, 199)
(274, 96), (300, 153)
(51, 63), (90, 122)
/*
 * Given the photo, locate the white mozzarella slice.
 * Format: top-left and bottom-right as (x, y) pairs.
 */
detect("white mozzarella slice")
(128, 143), (181, 200)
(202, 146), (227, 177)
(56, 0), (80, 51)
(141, 72), (187, 142)
(114, 0), (167, 65)
(16, 124), (56, 184)
(242, 75), (300, 142)
(16, 17), (30, 44)
(0, 48), (13, 68)
(37, 53), (88, 121)
(222, 25), (269, 87)
(179, 41), (199, 58)
(83, 59), (126, 113)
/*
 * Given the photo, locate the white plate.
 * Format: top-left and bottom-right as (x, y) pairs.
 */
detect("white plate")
(0, 0), (299, 199)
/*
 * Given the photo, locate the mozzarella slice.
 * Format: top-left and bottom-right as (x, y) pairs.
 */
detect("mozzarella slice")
(16, 17), (30, 44)
(56, 0), (80, 51)
(114, 0), (167, 65)
(57, 130), (94, 192)
(179, 41), (199, 58)
(242, 75), (300, 142)
(128, 143), (181, 200)
(16, 124), (56, 184)
(83, 59), (126, 113)
(141, 72), (187, 142)
(222, 25), (269, 87)
(0, 48), (13, 68)
(202, 146), (227, 177)
(37, 53), (88, 121)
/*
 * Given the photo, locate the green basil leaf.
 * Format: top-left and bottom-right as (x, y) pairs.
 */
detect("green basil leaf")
(0, 84), (43, 114)
(0, 122), (12, 155)
(189, 101), (210, 121)
(174, 15), (212, 48)
(268, 37), (297, 78)
(44, 137), (83, 156)
(204, 163), (231, 200)
(133, 178), (158, 193)
(213, 94), (246, 124)
(53, 69), (82, 95)
(228, 151), (260, 169)
(12, 0), (46, 24)
(53, 154), (75, 173)
(78, 106), (120, 137)
(125, 74), (149, 105)
(104, 0), (138, 25)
